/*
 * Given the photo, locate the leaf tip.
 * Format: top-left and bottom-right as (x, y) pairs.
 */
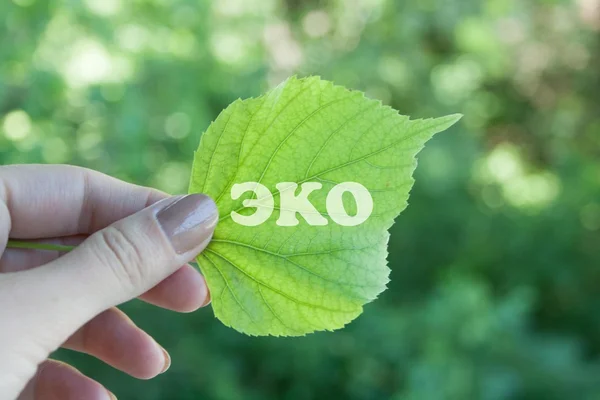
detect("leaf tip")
(443, 113), (463, 127)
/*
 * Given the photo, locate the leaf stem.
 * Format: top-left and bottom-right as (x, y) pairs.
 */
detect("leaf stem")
(5, 240), (75, 252)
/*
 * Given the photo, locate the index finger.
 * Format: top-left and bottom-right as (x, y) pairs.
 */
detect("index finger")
(0, 164), (168, 244)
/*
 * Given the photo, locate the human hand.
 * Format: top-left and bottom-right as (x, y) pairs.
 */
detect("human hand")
(0, 165), (218, 400)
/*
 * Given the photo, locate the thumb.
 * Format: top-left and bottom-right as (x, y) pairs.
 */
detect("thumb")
(8, 194), (218, 350)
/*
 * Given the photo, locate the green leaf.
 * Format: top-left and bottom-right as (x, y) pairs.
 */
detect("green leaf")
(189, 76), (461, 336)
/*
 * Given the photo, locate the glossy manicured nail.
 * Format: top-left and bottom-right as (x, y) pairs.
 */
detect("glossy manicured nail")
(157, 194), (218, 254)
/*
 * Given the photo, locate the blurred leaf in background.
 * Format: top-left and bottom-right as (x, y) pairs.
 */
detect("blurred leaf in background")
(1, 0), (599, 399)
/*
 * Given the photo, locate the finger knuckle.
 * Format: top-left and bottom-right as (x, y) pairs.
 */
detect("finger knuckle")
(93, 226), (146, 290)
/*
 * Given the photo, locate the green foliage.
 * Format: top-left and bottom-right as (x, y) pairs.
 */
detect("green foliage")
(2, 0), (600, 398)
(189, 76), (460, 335)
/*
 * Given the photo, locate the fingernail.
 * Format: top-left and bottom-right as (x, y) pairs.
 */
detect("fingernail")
(201, 289), (212, 308)
(106, 390), (118, 400)
(157, 194), (218, 254)
(161, 347), (171, 373)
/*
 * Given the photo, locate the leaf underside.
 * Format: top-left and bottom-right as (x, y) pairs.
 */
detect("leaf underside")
(189, 76), (461, 336)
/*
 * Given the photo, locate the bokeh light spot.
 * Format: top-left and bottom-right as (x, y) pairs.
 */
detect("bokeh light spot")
(485, 144), (523, 183)
(12, 0), (35, 7)
(153, 162), (191, 194)
(210, 33), (248, 65)
(475, 144), (561, 211)
(165, 112), (192, 139)
(62, 40), (114, 87)
(84, 0), (122, 16)
(432, 58), (483, 105)
(378, 57), (410, 89)
(77, 131), (103, 160)
(263, 23), (303, 71)
(2, 110), (32, 141)
(302, 10), (331, 38)
(117, 24), (150, 53)
(42, 137), (69, 163)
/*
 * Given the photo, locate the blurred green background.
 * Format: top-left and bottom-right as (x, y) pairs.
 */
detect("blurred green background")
(1, 0), (600, 399)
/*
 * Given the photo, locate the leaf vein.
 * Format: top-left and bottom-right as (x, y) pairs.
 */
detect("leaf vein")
(206, 249), (356, 313)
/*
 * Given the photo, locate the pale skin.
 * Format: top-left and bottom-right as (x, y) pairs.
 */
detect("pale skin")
(0, 165), (219, 400)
